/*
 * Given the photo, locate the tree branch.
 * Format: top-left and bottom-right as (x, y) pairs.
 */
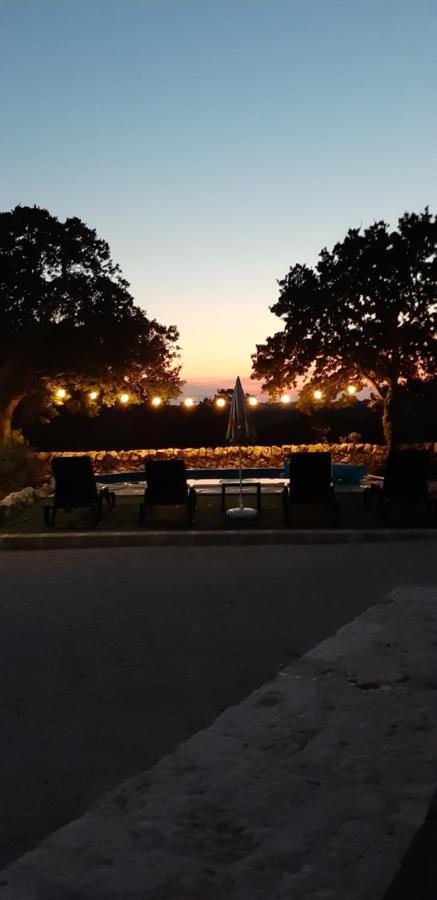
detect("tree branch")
(359, 368), (384, 400)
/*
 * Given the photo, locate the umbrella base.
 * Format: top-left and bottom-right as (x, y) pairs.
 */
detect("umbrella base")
(226, 506), (258, 520)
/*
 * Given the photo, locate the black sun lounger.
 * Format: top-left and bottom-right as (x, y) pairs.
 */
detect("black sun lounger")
(44, 456), (115, 528)
(283, 451), (339, 526)
(139, 459), (197, 525)
(379, 449), (434, 524)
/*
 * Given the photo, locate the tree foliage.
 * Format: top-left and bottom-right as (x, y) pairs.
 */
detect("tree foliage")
(252, 210), (437, 446)
(0, 205), (181, 444)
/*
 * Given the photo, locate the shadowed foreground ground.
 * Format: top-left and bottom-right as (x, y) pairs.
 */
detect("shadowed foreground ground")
(1, 541), (436, 871)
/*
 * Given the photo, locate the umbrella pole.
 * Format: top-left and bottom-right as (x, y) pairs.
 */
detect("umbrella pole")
(225, 378), (257, 520)
(238, 445), (243, 510)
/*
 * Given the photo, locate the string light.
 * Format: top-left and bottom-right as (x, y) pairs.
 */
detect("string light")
(280, 394), (291, 404)
(313, 389), (323, 401)
(151, 396), (162, 407)
(120, 392), (130, 404)
(215, 397), (226, 408)
(183, 398), (194, 408)
(248, 396), (258, 407)
(347, 384), (357, 395)
(55, 388), (66, 400)
(89, 390), (98, 401)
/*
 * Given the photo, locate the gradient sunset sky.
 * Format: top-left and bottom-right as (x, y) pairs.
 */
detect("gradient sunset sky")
(1, 0), (436, 397)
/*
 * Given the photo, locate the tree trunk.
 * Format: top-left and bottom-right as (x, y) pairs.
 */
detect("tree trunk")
(359, 368), (400, 453)
(0, 353), (32, 447)
(382, 385), (398, 452)
(0, 395), (24, 447)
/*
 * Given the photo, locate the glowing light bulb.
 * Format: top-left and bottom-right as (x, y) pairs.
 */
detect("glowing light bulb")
(347, 384), (357, 396)
(120, 392), (130, 404)
(89, 390), (98, 401)
(183, 398), (194, 408)
(215, 397), (226, 408)
(280, 394), (291, 404)
(313, 389), (323, 401)
(55, 388), (66, 400)
(248, 396), (258, 407)
(151, 396), (162, 407)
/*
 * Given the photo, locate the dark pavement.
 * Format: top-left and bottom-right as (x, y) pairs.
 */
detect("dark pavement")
(1, 541), (436, 871)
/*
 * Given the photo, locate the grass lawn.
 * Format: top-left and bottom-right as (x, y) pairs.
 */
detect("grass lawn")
(1, 490), (434, 533)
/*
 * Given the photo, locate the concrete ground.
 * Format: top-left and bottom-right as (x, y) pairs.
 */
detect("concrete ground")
(1, 541), (437, 876)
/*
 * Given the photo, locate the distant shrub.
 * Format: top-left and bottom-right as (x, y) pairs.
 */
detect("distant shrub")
(339, 432), (362, 444)
(311, 426), (330, 444)
(0, 431), (29, 499)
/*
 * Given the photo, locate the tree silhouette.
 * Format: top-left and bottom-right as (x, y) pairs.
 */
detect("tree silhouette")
(0, 206), (181, 445)
(215, 388), (235, 400)
(252, 210), (437, 448)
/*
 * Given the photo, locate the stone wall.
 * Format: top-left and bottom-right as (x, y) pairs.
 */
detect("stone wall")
(28, 443), (437, 485)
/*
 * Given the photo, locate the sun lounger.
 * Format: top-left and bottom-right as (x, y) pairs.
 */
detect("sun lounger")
(44, 456), (115, 527)
(379, 449), (434, 524)
(283, 452), (339, 525)
(139, 459), (197, 525)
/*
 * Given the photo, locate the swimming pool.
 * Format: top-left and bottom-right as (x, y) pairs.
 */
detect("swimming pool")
(96, 463), (369, 490)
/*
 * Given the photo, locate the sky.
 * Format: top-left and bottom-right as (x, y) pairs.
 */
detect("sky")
(1, 0), (436, 398)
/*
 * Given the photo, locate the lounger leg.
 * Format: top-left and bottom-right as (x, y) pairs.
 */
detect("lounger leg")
(91, 503), (102, 528)
(100, 487), (116, 511)
(44, 505), (55, 527)
(363, 486), (372, 508)
(187, 487), (197, 524)
(425, 500), (434, 525)
(283, 487), (289, 524)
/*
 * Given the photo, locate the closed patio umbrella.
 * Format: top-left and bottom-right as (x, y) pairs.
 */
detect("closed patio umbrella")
(226, 376), (257, 519)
